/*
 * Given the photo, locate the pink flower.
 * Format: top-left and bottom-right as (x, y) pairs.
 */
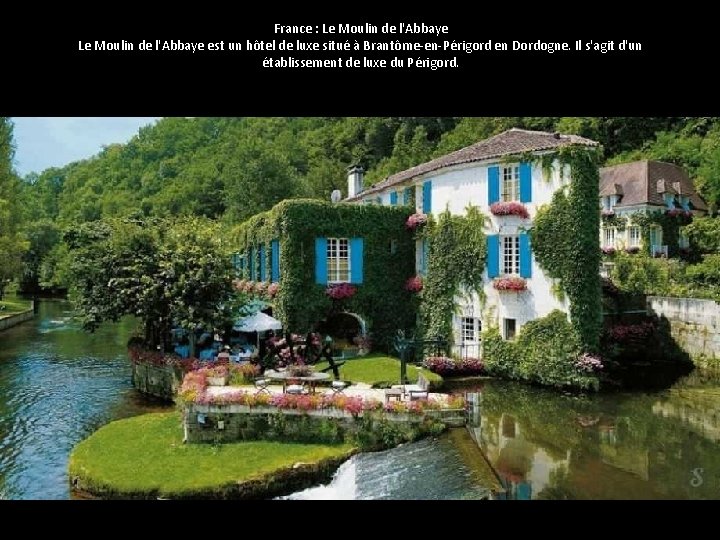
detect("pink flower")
(406, 213), (428, 230)
(254, 282), (267, 294)
(326, 283), (357, 300)
(490, 202), (530, 219)
(493, 276), (527, 291)
(405, 275), (423, 293)
(267, 282), (280, 298)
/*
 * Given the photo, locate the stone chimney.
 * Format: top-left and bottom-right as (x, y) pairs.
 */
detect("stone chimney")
(347, 165), (364, 198)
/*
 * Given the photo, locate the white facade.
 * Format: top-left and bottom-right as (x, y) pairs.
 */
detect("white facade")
(355, 157), (572, 357)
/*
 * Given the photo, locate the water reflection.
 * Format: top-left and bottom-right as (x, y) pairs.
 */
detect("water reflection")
(465, 372), (720, 499)
(0, 299), (167, 500)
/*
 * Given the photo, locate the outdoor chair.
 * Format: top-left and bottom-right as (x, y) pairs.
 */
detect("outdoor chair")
(286, 383), (306, 395)
(254, 378), (271, 395)
(330, 380), (347, 395)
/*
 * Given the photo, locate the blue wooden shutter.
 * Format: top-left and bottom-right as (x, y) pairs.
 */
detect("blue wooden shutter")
(271, 240), (280, 282)
(487, 235), (500, 278)
(488, 166), (500, 204)
(519, 233), (532, 278)
(519, 162), (532, 203)
(350, 238), (364, 284)
(315, 238), (328, 285)
(422, 180), (432, 214)
(390, 191), (398, 206)
(249, 249), (255, 281)
(404, 187), (412, 205)
(259, 245), (266, 281)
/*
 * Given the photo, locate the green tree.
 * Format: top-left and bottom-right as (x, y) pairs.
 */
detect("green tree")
(67, 217), (238, 352)
(0, 117), (28, 298)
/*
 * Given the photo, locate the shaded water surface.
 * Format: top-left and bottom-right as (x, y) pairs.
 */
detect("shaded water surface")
(0, 300), (166, 500)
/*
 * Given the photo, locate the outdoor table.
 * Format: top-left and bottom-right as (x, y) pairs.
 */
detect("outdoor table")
(264, 369), (330, 394)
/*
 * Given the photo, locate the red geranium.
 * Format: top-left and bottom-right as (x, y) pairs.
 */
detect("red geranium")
(326, 283), (357, 300)
(493, 276), (527, 291)
(490, 202), (530, 219)
(405, 275), (423, 293)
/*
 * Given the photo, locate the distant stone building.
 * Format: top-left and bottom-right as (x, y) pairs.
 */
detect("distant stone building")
(599, 160), (707, 257)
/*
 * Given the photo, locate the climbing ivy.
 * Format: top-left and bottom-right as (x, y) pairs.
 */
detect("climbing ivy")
(631, 211), (690, 258)
(233, 199), (416, 350)
(420, 207), (487, 345)
(531, 147), (603, 352)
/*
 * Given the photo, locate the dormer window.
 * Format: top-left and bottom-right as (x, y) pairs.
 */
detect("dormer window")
(663, 193), (676, 209)
(679, 196), (691, 211)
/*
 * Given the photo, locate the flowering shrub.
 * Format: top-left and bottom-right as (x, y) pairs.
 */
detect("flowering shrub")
(604, 322), (655, 344)
(493, 276), (527, 291)
(424, 356), (485, 376)
(575, 353), (604, 373)
(490, 202), (530, 219)
(405, 213), (428, 230)
(228, 363), (260, 385)
(405, 275), (423, 293)
(288, 362), (313, 377)
(601, 246), (616, 256)
(326, 283), (357, 300)
(267, 282), (280, 298)
(625, 246), (640, 255)
(205, 364), (229, 378)
(254, 281), (267, 295)
(666, 209), (692, 218)
(128, 346), (199, 373)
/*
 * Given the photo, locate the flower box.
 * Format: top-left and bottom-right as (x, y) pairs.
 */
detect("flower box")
(490, 202), (529, 219)
(601, 247), (616, 256)
(493, 276), (527, 291)
(326, 283), (357, 300)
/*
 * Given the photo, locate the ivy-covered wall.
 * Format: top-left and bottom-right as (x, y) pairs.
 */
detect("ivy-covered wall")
(602, 211), (691, 258)
(532, 147), (603, 352)
(420, 207), (487, 343)
(234, 199), (416, 349)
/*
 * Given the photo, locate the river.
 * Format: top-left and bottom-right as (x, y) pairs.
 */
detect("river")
(2, 300), (720, 499)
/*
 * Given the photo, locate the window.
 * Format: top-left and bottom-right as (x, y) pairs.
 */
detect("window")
(628, 226), (641, 248)
(327, 238), (350, 283)
(462, 317), (480, 343)
(603, 227), (616, 248)
(503, 318), (517, 341)
(502, 235), (520, 275)
(663, 193), (676, 209)
(501, 165), (520, 202)
(679, 231), (690, 249)
(679, 196), (691, 211)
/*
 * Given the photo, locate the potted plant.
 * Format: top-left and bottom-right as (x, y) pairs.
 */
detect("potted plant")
(206, 364), (229, 386)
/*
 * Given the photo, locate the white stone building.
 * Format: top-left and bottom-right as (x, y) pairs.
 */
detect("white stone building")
(346, 128), (598, 357)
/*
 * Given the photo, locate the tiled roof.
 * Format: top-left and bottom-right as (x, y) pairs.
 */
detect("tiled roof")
(347, 128), (599, 201)
(600, 160), (708, 211)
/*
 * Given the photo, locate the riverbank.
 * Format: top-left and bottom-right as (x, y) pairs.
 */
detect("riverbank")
(69, 412), (356, 499)
(0, 300), (34, 332)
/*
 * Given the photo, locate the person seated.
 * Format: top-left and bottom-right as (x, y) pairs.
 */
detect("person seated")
(217, 345), (231, 361)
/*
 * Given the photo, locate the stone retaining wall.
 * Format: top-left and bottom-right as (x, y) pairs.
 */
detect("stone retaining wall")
(647, 296), (720, 368)
(184, 404), (465, 445)
(131, 362), (184, 401)
(0, 306), (34, 331)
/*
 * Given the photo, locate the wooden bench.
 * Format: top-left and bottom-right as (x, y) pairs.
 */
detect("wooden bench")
(405, 373), (430, 401)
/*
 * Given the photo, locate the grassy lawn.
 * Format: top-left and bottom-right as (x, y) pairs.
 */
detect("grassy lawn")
(316, 353), (443, 388)
(0, 297), (32, 316)
(69, 412), (353, 497)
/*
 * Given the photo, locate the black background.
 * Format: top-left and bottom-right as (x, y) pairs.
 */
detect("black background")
(3, 10), (715, 115)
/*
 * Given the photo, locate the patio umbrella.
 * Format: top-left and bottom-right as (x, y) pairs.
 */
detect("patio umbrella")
(233, 311), (283, 348)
